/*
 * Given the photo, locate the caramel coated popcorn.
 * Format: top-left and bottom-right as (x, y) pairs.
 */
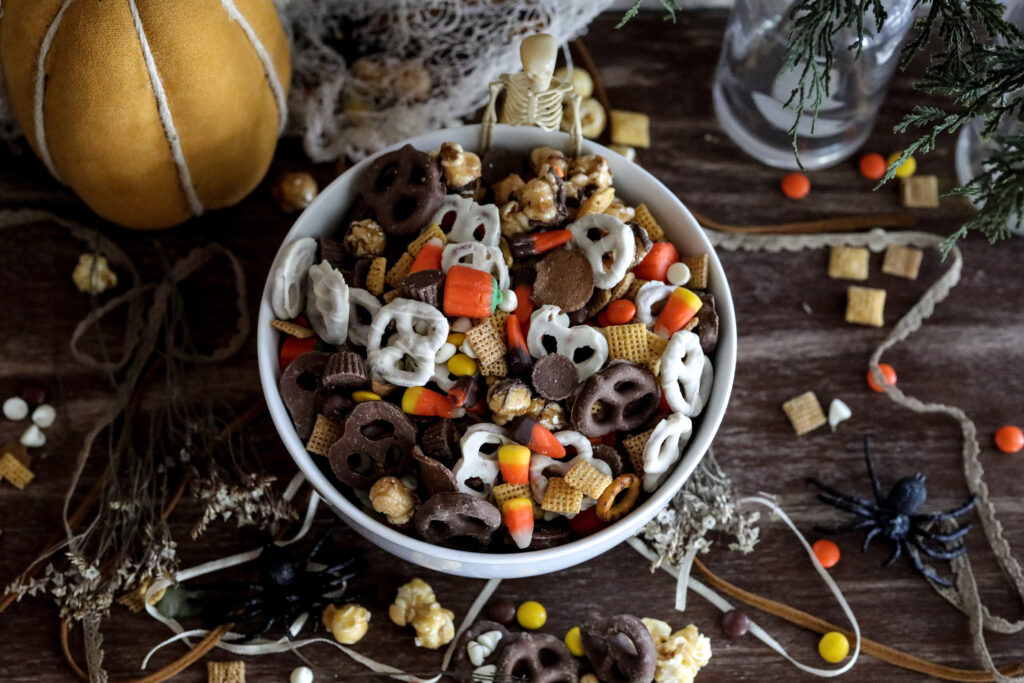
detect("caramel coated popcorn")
(369, 476), (416, 525)
(643, 619), (712, 683)
(344, 219), (387, 258)
(322, 603), (371, 644)
(566, 155), (612, 199)
(72, 254), (118, 294)
(439, 142), (481, 190)
(389, 578), (454, 649)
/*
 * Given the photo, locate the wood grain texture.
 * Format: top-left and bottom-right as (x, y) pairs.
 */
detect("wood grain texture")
(2, 11), (1024, 682)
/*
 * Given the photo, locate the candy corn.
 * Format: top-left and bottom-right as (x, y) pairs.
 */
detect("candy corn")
(279, 336), (317, 370)
(503, 497), (535, 549)
(633, 241), (679, 282)
(401, 386), (464, 418)
(653, 287), (703, 338)
(508, 229), (572, 259)
(447, 375), (480, 408)
(498, 444), (532, 485)
(409, 237), (443, 274)
(443, 265), (500, 318)
(513, 284), (534, 331)
(506, 314), (533, 375)
(509, 415), (566, 458)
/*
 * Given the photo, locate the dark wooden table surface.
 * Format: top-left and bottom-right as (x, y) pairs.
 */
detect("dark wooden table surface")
(3, 11), (1024, 683)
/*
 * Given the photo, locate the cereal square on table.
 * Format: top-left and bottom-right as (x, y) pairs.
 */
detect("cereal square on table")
(845, 286), (886, 327)
(882, 245), (924, 280)
(901, 175), (940, 209)
(782, 391), (827, 436)
(0, 452), (34, 489)
(610, 110), (651, 149)
(207, 661), (245, 683)
(828, 246), (869, 281)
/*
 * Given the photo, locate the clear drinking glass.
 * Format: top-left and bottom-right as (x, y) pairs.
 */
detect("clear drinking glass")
(712, 0), (916, 170)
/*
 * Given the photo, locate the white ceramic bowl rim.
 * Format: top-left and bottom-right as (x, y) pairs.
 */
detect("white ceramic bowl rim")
(257, 124), (736, 574)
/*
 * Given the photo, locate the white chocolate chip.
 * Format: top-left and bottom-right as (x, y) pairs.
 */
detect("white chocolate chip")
(476, 630), (503, 653)
(435, 343), (457, 364)
(460, 342), (477, 359)
(3, 397), (28, 421)
(828, 398), (852, 431)
(20, 424), (45, 448)
(31, 404), (56, 428)
(290, 666), (314, 683)
(498, 289), (518, 313)
(666, 262), (691, 287)
(467, 629), (503, 665)
(467, 641), (486, 666)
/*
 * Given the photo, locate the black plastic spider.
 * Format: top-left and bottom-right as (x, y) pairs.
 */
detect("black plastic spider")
(195, 527), (363, 641)
(806, 437), (977, 587)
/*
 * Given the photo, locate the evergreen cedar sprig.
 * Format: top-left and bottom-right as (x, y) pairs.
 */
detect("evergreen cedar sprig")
(617, 0), (683, 28)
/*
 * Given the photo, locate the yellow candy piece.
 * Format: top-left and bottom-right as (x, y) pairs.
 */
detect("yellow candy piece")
(564, 626), (584, 657)
(352, 391), (382, 403)
(818, 631), (850, 663)
(887, 151), (917, 178)
(516, 601), (547, 630)
(447, 332), (466, 346)
(447, 353), (478, 377)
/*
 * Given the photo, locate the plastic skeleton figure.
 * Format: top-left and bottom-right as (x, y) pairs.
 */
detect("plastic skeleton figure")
(480, 33), (582, 154)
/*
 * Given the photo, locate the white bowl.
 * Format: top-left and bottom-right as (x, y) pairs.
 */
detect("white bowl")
(258, 124), (736, 578)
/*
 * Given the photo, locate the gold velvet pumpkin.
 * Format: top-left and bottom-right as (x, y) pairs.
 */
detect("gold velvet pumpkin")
(0, 0), (290, 229)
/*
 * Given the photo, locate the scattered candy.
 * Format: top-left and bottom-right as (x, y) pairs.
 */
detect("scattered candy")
(600, 299), (637, 326)
(498, 289), (518, 313)
(818, 631), (850, 663)
(409, 237), (444, 274)
(435, 342), (457, 364)
(512, 285), (534, 327)
(564, 626), (584, 656)
(505, 314), (533, 375)
(290, 666), (314, 683)
(781, 172), (810, 199)
(633, 241), (679, 282)
(887, 151), (917, 178)
(867, 363), (897, 392)
(502, 497), (535, 549)
(352, 390), (382, 403)
(858, 152), (887, 180)
(402, 387), (463, 418)
(665, 261), (691, 287)
(812, 539), (841, 568)
(447, 354), (478, 377)
(19, 424), (45, 448)
(530, 353), (578, 401)
(652, 287), (703, 338)
(273, 171), (318, 213)
(721, 610), (750, 638)
(279, 336), (317, 371)
(498, 444), (531, 485)
(3, 397), (28, 421)
(995, 425), (1024, 454)
(31, 404), (56, 428)
(828, 398), (852, 431)
(486, 599), (517, 625)
(516, 600), (547, 630)
(507, 229), (572, 259)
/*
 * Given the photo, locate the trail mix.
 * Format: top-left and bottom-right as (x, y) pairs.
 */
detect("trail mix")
(271, 141), (718, 552)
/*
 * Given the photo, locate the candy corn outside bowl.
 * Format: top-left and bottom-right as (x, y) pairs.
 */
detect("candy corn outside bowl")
(257, 124), (737, 579)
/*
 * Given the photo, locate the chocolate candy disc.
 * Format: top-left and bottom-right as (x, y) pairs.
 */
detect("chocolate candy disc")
(411, 445), (458, 496)
(279, 351), (330, 439)
(581, 614), (657, 683)
(531, 353), (579, 401)
(532, 248), (594, 314)
(413, 492), (501, 549)
(495, 632), (578, 683)
(571, 362), (659, 437)
(320, 392), (353, 422)
(399, 269), (445, 308)
(420, 418), (460, 467)
(592, 443), (626, 478)
(358, 144), (444, 235)
(696, 291), (719, 354)
(498, 521), (571, 551)
(452, 620), (513, 671)
(328, 400), (416, 490)
(323, 351), (369, 392)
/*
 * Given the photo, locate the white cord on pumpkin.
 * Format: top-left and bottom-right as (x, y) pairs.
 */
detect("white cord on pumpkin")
(32, 0), (73, 182)
(218, 0), (289, 134)
(628, 495), (861, 678)
(127, 0), (204, 217)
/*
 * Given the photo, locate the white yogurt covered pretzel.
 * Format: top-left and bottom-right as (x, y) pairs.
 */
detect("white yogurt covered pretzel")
(568, 213), (636, 289)
(526, 305), (608, 381)
(431, 195), (501, 247)
(634, 280), (676, 325)
(347, 288), (381, 348)
(453, 423), (513, 499)
(306, 261), (350, 345)
(441, 242), (510, 290)
(660, 330), (713, 417)
(641, 412), (693, 492)
(269, 237), (317, 319)
(366, 298), (449, 387)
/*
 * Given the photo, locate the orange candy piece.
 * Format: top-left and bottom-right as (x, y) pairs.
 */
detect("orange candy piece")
(409, 237), (443, 274)
(503, 497), (535, 549)
(599, 299), (637, 327)
(443, 265), (498, 318)
(652, 287), (702, 338)
(995, 425), (1024, 454)
(633, 242), (679, 282)
(867, 364), (897, 392)
(511, 416), (566, 458)
(402, 386), (463, 418)
(279, 336), (317, 370)
(812, 539), (841, 568)
(781, 172), (811, 199)
(859, 153), (887, 180)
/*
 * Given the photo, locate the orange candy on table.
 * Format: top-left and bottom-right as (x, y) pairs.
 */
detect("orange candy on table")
(781, 172), (811, 200)
(995, 426), (1024, 454)
(812, 539), (841, 568)
(867, 363), (898, 392)
(599, 299), (637, 327)
(859, 153), (887, 180)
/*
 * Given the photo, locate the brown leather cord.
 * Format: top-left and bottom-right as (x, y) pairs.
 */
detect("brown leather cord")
(691, 210), (916, 234)
(693, 558), (1024, 682)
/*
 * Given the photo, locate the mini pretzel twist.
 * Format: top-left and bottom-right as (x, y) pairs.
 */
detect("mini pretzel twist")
(595, 473), (640, 522)
(659, 330), (713, 416)
(431, 195), (500, 247)
(634, 280), (675, 324)
(641, 413), (693, 492)
(269, 237), (317, 319)
(366, 298), (449, 387)
(568, 213), (636, 289)
(306, 261), (350, 345)
(526, 305), (608, 382)
(359, 145), (445, 235)
(452, 423), (512, 499)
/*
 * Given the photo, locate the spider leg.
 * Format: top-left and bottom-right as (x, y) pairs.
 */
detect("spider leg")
(814, 519), (875, 535)
(862, 435), (885, 505)
(862, 526), (882, 552)
(913, 524), (972, 544)
(815, 494), (876, 519)
(904, 542), (953, 588)
(911, 495), (978, 523)
(909, 535), (967, 561)
(319, 558), (359, 576)
(806, 478), (877, 509)
(882, 539), (902, 567)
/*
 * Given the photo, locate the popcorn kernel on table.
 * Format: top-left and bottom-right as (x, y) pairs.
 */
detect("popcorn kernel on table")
(389, 578), (455, 649)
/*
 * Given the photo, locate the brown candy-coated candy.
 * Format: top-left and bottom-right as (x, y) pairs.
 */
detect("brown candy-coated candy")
(697, 291), (719, 354)
(411, 445), (457, 496)
(413, 492), (501, 550)
(328, 400), (416, 490)
(452, 620), (513, 671)
(721, 610), (750, 637)
(581, 614), (657, 683)
(531, 353), (578, 401)
(273, 171), (318, 213)
(486, 600), (518, 625)
(323, 351), (368, 391)
(533, 248), (594, 314)
(496, 632), (578, 683)
(357, 145), (444, 235)
(399, 269), (445, 308)
(571, 362), (659, 437)
(19, 382), (48, 407)
(279, 352), (330, 439)
(420, 418), (461, 467)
